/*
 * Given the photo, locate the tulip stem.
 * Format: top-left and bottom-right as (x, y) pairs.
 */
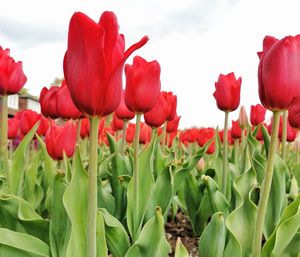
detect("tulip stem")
(162, 121), (167, 154)
(253, 111), (281, 257)
(87, 116), (100, 257)
(0, 95), (8, 172)
(121, 120), (128, 153)
(234, 139), (239, 164)
(222, 111), (229, 197)
(76, 119), (82, 146)
(281, 110), (287, 160)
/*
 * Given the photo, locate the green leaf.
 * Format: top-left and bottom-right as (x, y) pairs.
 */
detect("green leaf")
(262, 194), (300, 257)
(125, 207), (170, 257)
(174, 238), (189, 257)
(198, 212), (226, 257)
(50, 173), (70, 257)
(126, 136), (156, 241)
(8, 123), (38, 196)
(98, 208), (130, 257)
(0, 228), (50, 257)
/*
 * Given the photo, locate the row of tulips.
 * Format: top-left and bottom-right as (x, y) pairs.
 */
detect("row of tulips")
(0, 9), (300, 257)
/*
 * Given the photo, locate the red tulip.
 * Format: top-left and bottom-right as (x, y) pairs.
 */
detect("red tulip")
(163, 91), (177, 121)
(257, 36), (279, 59)
(36, 115), (50, 136)
(0, 46), (27, 95)
(45, 121), (77, 160)
(80, 118), (90, 139)
(197, 128), (214, 147)
(126, 123), (135, 143)
(115, 89), (135, 121)
(64, 11), (148, 117)
(125, 56), (161, 113)
(213, 72), (241, 112)
(19, 110), (40, 135)
(39, 86), (59, 118)
(288, 96), (300, 129)
(250, 104), (266, 126)
(56, 80), (82, 119)
(8, 118), (19, 139)
(231, 120), (242, 139)
(258, 35), (300, 111)
(111, 113), (124, 132)
(166, 114), (181, 133)
(139, 122), (151, 144)
(144, 92), (169, 127)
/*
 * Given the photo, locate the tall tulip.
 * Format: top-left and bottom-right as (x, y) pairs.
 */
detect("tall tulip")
(254, 34), (300, 257)
(250, 104), (266, 126)
(63, 11), (148, 257)
(39, 86), (59, 119)
(213, 72), (241, 197)
(0, 46), (27, 171)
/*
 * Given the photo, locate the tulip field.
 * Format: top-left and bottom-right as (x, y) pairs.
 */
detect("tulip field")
(1, 10), (300, 257)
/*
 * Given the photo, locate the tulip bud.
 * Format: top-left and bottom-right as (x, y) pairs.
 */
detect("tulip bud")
(197, 158), (205, 171)
(238, 105), (248, 129)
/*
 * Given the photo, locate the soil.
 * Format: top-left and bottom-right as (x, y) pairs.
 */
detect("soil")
(165, 212), (199, 257)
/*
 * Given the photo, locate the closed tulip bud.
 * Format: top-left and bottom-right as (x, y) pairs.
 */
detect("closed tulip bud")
(231, 120), (242, 139)
(37, 115), (50, 136)
(197, 128), (214, 147)
(45, 121), (76, 160)
(144, 92), (168, 127)
(125, 56), (161, 113)
(0, 46), (27, 95)
(80, 118), (90, 139)
(8, 118), (19, 139)
(250, 104), (266, 126)
(163, 91), (177, 121)
(213, 72), (241, 112)
(258, 35), (300, 111)
(115, 89), (135, 121)
(19, 110), (40, 135)
(64, 11), (148, 117)
(56, 80), (82, 119)
(238, 105), (248, 129)
(288, 95), (300, 129)
(39, 86), (59, 118)
(139, 122), (151, 144)
(166, 114), (181, 133)
(111, 113), (124, 132)
(197, 158), (205, 171)
(126, 123), (135, 143)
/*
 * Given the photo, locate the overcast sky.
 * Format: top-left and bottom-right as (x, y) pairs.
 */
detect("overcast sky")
(1, 0), (300, 128)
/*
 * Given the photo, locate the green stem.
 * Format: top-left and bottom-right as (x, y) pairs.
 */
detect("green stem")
(0, 95), (8, 172)
(121, 120), (128, 153)
(234, 139), (239, 164)
(76, 119), (82, 146)
(133, 113), (141, 241)
(253, 111), (281, 257)
(281, 110), (287, 160)
(87, 116), (100, 257)
(161, 121), (167, 154)
(241, 128), (246, 148)
(222, 111), (229, 196)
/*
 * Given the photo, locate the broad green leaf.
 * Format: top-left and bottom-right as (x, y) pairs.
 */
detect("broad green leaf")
(174, 238), (189, 257)
(224, 168), (257, 257)
(0, 228), (50, 257)
(125, 207), (170, 257)
(0, 191), (49, 243)
(262, 194), (300, 257)
(50, 173), (70, 257)
(99, 208), (130, 257)
(8, 123), (38, 196)
(96, 211), (108, 257)
(198, 212), (226, 257)
(126, 135), (156, 241)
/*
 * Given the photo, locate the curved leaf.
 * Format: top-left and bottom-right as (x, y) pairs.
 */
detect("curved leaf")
(174, 238), (189, 257)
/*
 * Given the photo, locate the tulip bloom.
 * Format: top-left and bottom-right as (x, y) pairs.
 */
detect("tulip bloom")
(258, 35), (300, 110)
(250, 104), (266, 126)
(164, 91), (177, 121)
(19, 110), (40, 135)
(125, 56), (161, 113)
(64, 11), (148, 117)
(126, 123), (135, 144)
(40, 86), (59, 118)
(115, 89), (135, 121)
(231, 120), (242, 139)
(36, 115), (50, 136)
(0, 46), (27, 96)
(139, 122), (151, 144)
(197, 128), (214, 147)
(213, 72), (241, 112)
(166, 114), (181, 133)
(45, 121), (76, 160)
(8, 118), (19, 139)
(56, 80), (82, 119)
(144, 92), (169, 127)
(111, 113), (124, 132)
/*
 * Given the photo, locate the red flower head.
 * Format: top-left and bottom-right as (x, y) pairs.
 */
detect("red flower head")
(258, 35), (300, 111)
(250, 104), (266, 126)
(39, 86), (59, 119)
(126, 123), (135, 144)
(111, 113), (124, 132)
(64, 11), (148, 117)
(80, 118), (90, 139)
(37, 115), (50, 136)
(197, 128), (214, 147)
(139, 122), (152, 144)
(288, 95), (300, 130)
(144, 92), (169, 127)
(19, 110), (40, 135)
(0, 46), (27, 95)
(166, 114), (181, 133)
(8, 117), (19, 139)
(45, 121), (77, 160)
(56, 80), (82, 119)
(163, 91), (177, 121)
(115, 89), (135, 121)
(213, 72), (241, 112)
(125, 56), (161, 113)
(231, 120), (242, 139)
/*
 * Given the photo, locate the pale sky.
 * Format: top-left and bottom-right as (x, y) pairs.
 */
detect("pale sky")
(1, 0), (300, 128)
